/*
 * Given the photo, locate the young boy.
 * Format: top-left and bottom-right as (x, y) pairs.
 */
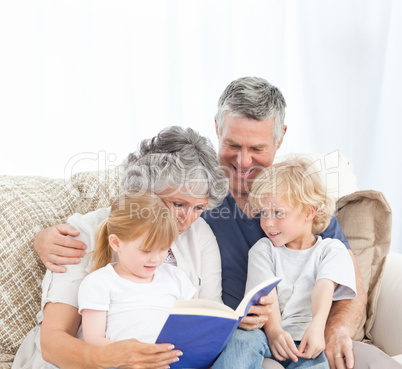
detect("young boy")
(214, 157), (356, 369)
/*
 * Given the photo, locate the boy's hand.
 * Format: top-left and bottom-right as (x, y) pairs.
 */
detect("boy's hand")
(266, 327), (299, 362)
(298, 319), (326, 359)
(238, 294), (273, 331)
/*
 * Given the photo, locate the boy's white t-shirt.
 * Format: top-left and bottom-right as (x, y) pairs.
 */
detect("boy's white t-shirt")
(246, 236), (357, 340)
(78, 262), (195, 343)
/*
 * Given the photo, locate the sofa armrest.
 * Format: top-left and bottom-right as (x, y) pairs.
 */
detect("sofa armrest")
(370, 251), (402, 357)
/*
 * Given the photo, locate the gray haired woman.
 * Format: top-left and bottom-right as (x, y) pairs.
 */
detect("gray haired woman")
(13, 126), (228, 369)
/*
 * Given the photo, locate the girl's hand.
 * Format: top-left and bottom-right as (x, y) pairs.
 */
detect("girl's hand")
(266, 327), (299, 362)
(298, 319), (326, 359)
(104, 339), (182, 369)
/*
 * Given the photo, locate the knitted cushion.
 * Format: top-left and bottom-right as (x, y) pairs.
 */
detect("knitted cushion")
(0, 175), (81, 366)
(0, 170), (120, 367)
(71, 169), (121, 214)
(336, 190), (392, 342)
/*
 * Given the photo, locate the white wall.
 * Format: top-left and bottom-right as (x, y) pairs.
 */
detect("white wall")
(1, 0), (401, 252)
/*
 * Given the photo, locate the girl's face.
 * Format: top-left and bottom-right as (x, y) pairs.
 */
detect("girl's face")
(159, 189), (209, 235)
(259, 195), (315, 250)
(110, 232), (168, 283)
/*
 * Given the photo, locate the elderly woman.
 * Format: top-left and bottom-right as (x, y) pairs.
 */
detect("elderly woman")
(13, 126), (228, 369)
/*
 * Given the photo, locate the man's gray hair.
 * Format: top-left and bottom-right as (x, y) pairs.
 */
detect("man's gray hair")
(215, 77), (287, 145)
(121, 126), (228, 209)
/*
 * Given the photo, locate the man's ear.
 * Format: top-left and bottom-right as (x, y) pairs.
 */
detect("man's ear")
(215, 119), (220, 138)
(109, 234), (121, 252)
(276, 125), (287, 149)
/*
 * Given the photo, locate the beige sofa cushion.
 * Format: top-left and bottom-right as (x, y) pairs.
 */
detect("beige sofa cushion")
(336, 190), (392, 342)
(0, 175), (81, 365)
(0, 171), (120, 367)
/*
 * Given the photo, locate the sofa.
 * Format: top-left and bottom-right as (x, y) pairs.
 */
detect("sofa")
(1, 152), (402, 368)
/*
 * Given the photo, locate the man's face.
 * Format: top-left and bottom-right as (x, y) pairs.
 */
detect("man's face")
(216, 113), (286, 196)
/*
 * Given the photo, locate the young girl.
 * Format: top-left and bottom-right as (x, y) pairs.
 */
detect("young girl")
(214, 157), (357, 369)
(78, 190), (196, 346)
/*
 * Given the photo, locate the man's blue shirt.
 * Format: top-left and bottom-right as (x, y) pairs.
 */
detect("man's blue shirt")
(202, 192), (350, 310)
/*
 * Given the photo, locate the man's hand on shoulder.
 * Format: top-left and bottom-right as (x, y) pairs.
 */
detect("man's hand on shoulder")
(34, 224), (87, 273)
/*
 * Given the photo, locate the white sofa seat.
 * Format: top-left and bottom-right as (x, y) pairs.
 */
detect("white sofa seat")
(371, 251), (402, 364)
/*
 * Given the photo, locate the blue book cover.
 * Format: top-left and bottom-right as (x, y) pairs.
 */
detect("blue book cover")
(156, 277), (281, 369)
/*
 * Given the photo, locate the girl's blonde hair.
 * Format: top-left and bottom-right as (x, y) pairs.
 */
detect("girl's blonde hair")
(250, 157), (335, 234)
(90, 190), (178, 272)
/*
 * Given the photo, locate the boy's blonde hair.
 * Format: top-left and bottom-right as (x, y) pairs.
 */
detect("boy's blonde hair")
(90, 190), (178, 272)
(250, 157), (335, 234)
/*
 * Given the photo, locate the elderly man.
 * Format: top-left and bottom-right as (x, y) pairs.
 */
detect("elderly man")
(202, 76), (400, 369)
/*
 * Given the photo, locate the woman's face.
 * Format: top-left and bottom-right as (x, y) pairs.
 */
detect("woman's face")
(159, 188), (209, 235)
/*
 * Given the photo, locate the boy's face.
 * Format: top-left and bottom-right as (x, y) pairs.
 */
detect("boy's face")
(259, 195), (315, 250)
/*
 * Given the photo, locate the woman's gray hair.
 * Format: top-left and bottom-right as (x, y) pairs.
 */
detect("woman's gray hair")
(215, 77), (287, 145)
(120, 126), (228, 209)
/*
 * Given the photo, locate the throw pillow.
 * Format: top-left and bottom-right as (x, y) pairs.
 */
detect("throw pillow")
(336, 190), (392, 342)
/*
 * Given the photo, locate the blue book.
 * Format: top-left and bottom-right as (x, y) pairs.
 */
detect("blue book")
(156, 277), (281, 369)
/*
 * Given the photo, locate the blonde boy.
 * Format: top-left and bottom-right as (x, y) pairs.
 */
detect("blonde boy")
(247, 157), (356, 368)
(215, 157), (357, 369)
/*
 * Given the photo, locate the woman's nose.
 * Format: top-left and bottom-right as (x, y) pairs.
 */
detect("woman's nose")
(177, 208), (198, 227)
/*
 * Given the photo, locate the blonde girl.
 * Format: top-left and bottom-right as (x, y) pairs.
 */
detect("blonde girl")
(78, 190), (195, 346)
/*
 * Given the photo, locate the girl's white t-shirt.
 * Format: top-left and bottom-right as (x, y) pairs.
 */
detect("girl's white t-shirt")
(78, 263), (195, 343)
(38, 207), (222, 325)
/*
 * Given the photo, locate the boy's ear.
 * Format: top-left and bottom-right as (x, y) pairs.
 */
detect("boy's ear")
(305, 205), (316, 222)
(109, 234), (120, 252)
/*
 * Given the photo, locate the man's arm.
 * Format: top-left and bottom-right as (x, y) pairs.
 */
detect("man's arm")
(34, 224), (87, 272)
(41, 302), (182, 369)
(324, 250), (367, 369)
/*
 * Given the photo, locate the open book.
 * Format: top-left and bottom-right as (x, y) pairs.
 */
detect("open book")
(156, 276), (281, 369)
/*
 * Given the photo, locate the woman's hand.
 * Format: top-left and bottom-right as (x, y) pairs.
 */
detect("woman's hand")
(34, 224), (87, 272)
(238, 293), (274, 331)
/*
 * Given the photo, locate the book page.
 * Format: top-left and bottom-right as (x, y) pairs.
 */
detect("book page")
(169, 299), (239, 320)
